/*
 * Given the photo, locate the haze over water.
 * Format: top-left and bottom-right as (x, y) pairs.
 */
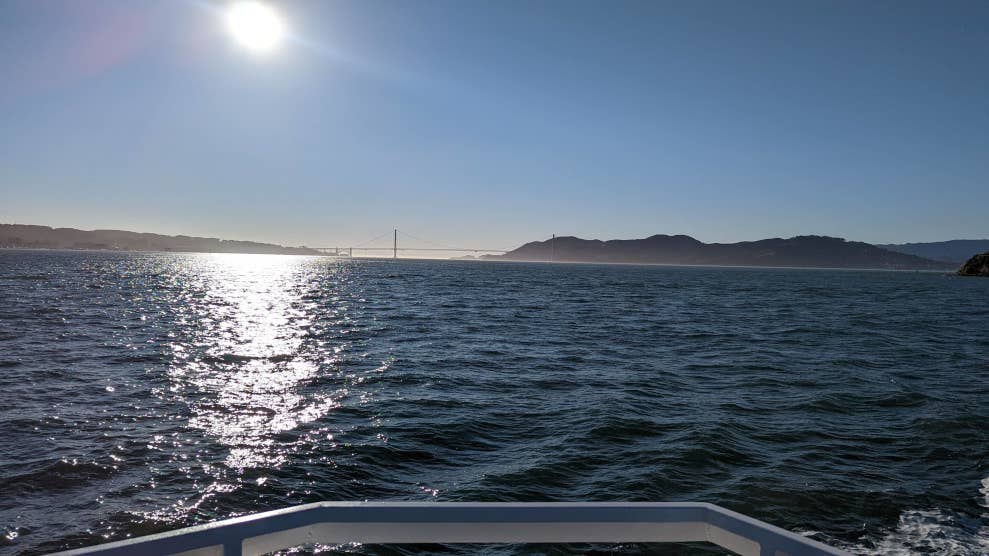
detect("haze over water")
(1, 250), (987, 555)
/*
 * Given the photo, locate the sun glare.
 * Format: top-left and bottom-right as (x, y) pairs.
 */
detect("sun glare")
(225, 1), (286, 54)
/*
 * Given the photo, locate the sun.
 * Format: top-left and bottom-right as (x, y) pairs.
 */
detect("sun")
(225, 1), (286, 54)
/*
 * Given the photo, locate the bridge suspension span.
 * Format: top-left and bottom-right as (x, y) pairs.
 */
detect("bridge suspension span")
(312, 229), (509, 259)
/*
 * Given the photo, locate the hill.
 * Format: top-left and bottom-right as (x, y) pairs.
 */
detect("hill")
(876, 240), (989, 264)
(0, 224), (321, 255)
(485, 234), (953, 270)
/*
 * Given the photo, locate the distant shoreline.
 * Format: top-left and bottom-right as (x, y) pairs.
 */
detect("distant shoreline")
(2, 223), (974, 270)
(0, 223), (320, 256)
(458, 256), (955, 273)
(1, 246), (959, 273)
(0, 246), (328, 256)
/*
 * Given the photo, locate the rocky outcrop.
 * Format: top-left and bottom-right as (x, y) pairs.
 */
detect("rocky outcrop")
(957, 252), (989, 276)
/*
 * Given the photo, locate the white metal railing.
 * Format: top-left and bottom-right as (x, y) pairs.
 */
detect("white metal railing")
(51, 502), (850, 556)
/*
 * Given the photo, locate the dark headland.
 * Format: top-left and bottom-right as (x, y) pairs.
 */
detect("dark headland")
(957, 252), (989, 276)
(0, 224), (320, 255)
(484, 234), (954, 270)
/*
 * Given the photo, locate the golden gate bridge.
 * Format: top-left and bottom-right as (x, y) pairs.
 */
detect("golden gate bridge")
(311, 229), (510, 258)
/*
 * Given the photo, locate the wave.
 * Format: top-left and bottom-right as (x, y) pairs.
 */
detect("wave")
(851, 509), (988, 555)
(200, 353), (296, 364)
(0, 459), (120, 497)
(849, 477), (989, 555)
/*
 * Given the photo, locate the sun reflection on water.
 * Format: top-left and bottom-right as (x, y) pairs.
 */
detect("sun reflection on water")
(167, 255), (344, 470)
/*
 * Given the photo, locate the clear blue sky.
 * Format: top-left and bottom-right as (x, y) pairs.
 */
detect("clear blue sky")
(1, 0), (987, 250)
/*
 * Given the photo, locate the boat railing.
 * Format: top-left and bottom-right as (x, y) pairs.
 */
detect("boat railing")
(52, 501), (850, 556)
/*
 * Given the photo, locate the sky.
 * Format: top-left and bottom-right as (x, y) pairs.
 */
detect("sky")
(1, 0), (987, 251)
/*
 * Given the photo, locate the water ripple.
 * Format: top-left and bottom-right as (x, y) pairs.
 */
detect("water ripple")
(0, 252), (987, 555)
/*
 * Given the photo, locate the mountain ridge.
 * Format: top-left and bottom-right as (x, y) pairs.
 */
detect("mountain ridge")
(877, 240), (989, 264)
(0, 224), (321, 255)
(485, 234), (954, 270)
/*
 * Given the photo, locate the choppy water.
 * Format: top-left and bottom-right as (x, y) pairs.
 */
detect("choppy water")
(1, 250), (987, 555)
